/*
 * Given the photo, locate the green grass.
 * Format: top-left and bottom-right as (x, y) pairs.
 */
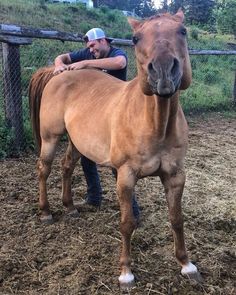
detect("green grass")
(0, 0), (130, 37)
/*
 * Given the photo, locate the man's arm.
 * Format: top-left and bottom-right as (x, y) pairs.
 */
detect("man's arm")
(54, 53), (72, 74)
(67, 56), (127, 71)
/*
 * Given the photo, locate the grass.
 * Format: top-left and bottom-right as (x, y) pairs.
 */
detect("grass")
(0, 0), (130, 37)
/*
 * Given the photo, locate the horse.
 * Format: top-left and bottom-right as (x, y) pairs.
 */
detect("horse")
(29, 10), (201, 288)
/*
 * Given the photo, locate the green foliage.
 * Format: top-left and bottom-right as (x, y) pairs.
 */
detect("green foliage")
(180, 53), (235, 114)
(202, 66), (221, 85)
(79, 21), (91, 34)
(214, 0), (236, 36)
(190, 27), (199, 40)
(0, 119), (14, 158)
(93, 0), (157, 17)
(180, 80), (234, 114)
(106, 11), (118, 22)
(184, 0), (215, 25)
(99, 5), (109, 13)
(0, 0), (133, 38)
(169, 0), (184, 13)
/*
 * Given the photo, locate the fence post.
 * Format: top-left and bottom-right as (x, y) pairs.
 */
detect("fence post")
(2, 42), (25, 152)
(234, 71), (236, 105)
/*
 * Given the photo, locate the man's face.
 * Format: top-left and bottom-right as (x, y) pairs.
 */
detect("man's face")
(86, 39), (109, 59)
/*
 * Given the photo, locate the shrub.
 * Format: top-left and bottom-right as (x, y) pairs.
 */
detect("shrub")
(190, 28), (199, 40)
(203, 67), (220, 84)
(79, 21), (91, 34)
(100, 5), (109, 14)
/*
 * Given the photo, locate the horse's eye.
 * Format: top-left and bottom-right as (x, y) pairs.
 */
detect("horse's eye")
(132, 36), (139, 45)
(180, 28), (187, 36)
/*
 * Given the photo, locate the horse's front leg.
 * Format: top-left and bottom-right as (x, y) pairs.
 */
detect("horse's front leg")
(161, 168), (201, 281)
(116, 165), (137, 289)
(61, 138), (80, 217)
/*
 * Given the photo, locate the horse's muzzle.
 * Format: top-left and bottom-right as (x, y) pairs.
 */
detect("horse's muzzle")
(147, 57), (182, 98)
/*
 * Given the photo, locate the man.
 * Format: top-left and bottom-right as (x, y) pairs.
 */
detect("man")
(53, 28), (140, 219)
(54, 28), (127, 80)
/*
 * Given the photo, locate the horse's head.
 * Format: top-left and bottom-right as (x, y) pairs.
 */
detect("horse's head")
(128, 10), (192, 98)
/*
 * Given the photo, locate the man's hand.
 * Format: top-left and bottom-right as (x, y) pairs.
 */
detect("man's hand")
(53, 64), (68, 75)
(67, 61), (87, 71)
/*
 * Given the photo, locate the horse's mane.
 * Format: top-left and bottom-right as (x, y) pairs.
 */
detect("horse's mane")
(29, 65), (55, 151)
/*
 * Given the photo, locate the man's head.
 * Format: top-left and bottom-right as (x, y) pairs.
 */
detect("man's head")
(83, 28), (113, 59)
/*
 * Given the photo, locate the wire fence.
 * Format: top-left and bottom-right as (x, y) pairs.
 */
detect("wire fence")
(0, 34), (235, 156)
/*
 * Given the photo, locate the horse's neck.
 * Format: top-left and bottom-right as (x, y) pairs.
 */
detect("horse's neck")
(125, 78), (180, 139)
(143, 92), (180, 139)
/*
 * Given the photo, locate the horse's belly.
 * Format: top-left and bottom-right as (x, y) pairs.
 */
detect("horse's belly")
(66, 130), (111, 166)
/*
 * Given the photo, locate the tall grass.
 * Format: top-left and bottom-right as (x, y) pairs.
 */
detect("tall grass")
(180, 54), (235, 113)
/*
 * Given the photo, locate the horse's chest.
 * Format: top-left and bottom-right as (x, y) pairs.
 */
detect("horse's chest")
(138, 146), (182, 177)
(139, 155), (161, 177)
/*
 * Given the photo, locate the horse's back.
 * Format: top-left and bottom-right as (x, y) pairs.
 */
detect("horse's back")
(43, 69), (125, 106)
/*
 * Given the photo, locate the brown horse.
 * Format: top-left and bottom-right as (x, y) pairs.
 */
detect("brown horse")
(29, 10), (201, 288)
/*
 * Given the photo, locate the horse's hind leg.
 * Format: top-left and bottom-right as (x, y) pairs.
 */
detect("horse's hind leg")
(116, 165), (137, 289)
(38, 136), (60, 223)
(61, 138), (80, 217)
(161, 170), (201, 281)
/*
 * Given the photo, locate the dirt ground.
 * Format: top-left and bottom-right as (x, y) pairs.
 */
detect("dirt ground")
(0, 113), (235, 295)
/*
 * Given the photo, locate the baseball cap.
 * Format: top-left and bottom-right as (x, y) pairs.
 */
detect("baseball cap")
(83, 28), (113, 43)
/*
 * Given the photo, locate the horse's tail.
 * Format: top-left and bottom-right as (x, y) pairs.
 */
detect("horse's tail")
(28, 66), (55, 152)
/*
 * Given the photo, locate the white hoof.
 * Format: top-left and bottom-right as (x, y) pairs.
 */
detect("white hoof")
(181, 262), (198, 275)
(119, 272), (135, 290)
(119, 272), (134, 284)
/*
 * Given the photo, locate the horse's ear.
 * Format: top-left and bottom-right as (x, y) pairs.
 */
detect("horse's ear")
(128, 17), (141, 30)
(175, 9), (184, 22)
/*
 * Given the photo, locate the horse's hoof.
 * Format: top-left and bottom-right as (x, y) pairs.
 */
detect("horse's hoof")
(181, 262), (203, 283)
(119, 273), (135, 291)
(40, 214), (53, 224)
(67, 208), (79, 218)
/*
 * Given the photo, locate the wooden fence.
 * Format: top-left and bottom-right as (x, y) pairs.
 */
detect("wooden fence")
(0, 23), (236, 151)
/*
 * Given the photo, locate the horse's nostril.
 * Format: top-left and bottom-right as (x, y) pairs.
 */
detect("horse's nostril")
(171, 58), (179, 77)
(148, 62), (158, 80)
(148, 62), (154, 73)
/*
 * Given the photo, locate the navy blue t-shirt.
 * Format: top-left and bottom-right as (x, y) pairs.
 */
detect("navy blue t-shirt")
(69, 47), (127, 81)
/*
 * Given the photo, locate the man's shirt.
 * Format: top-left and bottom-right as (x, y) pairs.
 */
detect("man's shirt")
(69, 47), (127, 81)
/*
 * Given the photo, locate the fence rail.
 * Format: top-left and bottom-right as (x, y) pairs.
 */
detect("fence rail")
(0, 24), (236, 155)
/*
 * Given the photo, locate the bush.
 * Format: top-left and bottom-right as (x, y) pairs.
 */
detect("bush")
(190, 28), (199, 40)
(0, 122), (13, 158)
(86, 8), (100, 19)
(100, 5), (109, 14)
(79, 21), (91, 34)
(203, 67), (221, 84)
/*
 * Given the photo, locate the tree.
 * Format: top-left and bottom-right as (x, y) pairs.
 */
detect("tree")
(133, 0), (157, 17)
(169, 0), (184, 13)
(214, 0), (236, 36)
(184, 0), (215, 25)
(99, 0), (127, 9)
(92, 0), (132, 10)
(160, 0), (169, 12)
(92, 0), (157, 17)
(92, 0), (99, 8)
